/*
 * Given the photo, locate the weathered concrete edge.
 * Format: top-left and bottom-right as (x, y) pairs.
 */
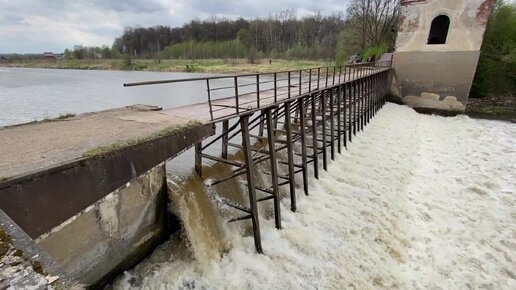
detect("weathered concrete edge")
(0, 122), (215, 239)
(0, 209), (79, 289)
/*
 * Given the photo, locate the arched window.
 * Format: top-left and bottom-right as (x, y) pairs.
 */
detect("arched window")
(427, 15), (450, 44)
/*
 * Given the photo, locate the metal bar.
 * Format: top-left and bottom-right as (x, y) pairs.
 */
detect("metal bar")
(222, 120), (229, 159)
(201, 153), (243, 167)
(228, 215), (252, 223)
(336, 86), (341, 154)
(288, 71), (291, 98)
(258, 110), (265, 138)
(195, 142), (202, 177)
(298, 70), (302, 95)
(240, 114), (263, 254)
(321, 91), (328, 171)
(265, 108), (282, 228)
(343, 84), (347, 148)
(348, 81), (352, 142)
(329, 88), (335, 160)
(284, 101), (296, 212)
(206, 79), (213, 121)
(311, 94), (319, 179)
(325, 67), (329, 88)
(308, 69), (312, 92)
(274, 73), (277, 103)
(298, 97), (309, 196)
(353, 80), (357, 136)
(256, 74), (260, 108)
(234, 76), (239, 114)
(317, 67), (321, 90)
(332, 66), (336, 86)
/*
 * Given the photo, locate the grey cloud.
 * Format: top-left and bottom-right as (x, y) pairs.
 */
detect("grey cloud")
(0, 0), (350, 53)
(0, 15), (26, 25)
(87, 0), (168, 13)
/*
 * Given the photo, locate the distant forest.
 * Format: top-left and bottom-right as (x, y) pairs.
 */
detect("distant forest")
(112, 11), (346, 61)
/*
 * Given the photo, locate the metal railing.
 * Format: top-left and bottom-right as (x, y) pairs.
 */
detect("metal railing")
(124, 61), (392, 123)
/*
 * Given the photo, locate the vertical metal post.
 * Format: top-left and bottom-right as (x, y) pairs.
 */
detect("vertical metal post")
(359, 78), (363, 132)
(329, 88), (335, 160)
(321, 91), (328, 171)
(256, 74), (260, 108)
(206, 79), (213, 121)
(222, 120), (229, 159)
(298, 98), (309, 196)
(284, 101), (296, 212)
(265, 109), (281, 228)
(353, 80), (357, 136)
(332, 66), (336, 86)
(195, 142), (202, 177)
(288, 71), (291, 98)
(234, 76), (239, 114)
(336, 86), (341, 153)
(299, 70), (302, 95)
(343, 84), (347, 148)
(274, 72), (277, 103)
(241, 115), (263, 254)
(362, 77), (366, 130)
(317, 67), (321, 90)
(311, 94), (319, 179)
(348, 82), (353, 142)
(308, 69), (312, 92)
(325, 67), (329, 88)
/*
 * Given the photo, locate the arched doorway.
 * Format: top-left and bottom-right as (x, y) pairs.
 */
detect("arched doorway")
(427, 15), (450, 44)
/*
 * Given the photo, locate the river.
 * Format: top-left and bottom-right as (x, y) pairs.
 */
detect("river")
(109, 103), (515, 290)
(0, 67), (215, 127)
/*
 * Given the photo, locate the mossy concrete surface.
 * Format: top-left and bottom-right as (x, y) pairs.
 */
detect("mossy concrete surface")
(0, 104), (201, 181)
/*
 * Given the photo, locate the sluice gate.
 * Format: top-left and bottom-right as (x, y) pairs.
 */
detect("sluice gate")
(125, 61), (392, 253)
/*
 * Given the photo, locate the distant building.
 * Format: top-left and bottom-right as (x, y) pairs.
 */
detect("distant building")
(43, 52), (56, 60)
(391, 0), (493, 114)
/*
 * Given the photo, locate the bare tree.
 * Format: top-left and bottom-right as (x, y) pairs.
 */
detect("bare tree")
(346, 0), (400, 50)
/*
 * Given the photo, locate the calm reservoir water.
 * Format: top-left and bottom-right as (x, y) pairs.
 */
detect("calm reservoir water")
(0, 67), (217, 127)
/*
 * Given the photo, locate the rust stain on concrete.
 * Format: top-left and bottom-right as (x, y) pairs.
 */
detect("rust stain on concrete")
(476, 0), (493, 25)
(397, 14), (407, 32)
(401, 0), (426, 7)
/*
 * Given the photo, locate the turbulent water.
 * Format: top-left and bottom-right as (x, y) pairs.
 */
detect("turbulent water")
(110, 103), (515, 290)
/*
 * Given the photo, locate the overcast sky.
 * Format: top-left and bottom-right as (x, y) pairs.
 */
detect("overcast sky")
(0, 0), (350, 53)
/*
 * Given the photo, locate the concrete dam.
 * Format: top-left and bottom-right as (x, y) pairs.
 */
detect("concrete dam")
(0, 63), (391, 288)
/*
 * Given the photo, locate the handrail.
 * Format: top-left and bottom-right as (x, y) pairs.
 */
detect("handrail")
(123, 61), (392, 122)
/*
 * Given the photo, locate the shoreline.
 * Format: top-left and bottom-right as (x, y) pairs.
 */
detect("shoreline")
(0, 58), (332, 74)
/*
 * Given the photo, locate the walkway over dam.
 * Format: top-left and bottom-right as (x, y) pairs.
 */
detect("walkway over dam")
(0, 61), (391, 286)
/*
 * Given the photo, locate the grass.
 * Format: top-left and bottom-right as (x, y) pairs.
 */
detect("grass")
(82, 120), (202, 158)
(1, 58), (333, 74)
(41, 113), (76, 122)
(465, 105), (516, 120)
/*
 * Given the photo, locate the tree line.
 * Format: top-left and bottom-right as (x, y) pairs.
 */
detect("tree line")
(471, 0), (515, 98)
(111, 10), (346, 60)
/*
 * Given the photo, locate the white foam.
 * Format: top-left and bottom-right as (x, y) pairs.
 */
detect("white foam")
(111, 103), (516, 290)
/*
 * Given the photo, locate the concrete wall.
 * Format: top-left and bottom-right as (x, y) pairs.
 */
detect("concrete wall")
(36, 164), (168, 287)
(392, 0), (492, 113)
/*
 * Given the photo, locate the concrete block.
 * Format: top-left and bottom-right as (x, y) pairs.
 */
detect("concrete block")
(36, 164), (168, 287)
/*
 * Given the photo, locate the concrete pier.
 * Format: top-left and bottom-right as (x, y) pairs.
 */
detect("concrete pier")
(0, 105), (214, 287)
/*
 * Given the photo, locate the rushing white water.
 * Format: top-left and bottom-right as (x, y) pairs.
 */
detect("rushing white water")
(110, 103), (515, 290)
